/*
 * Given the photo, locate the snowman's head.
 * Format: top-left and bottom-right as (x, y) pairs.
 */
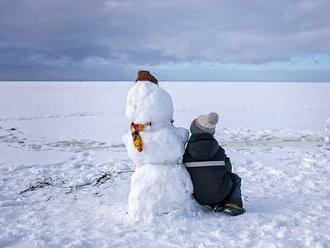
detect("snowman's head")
(126, 81), (174, 124)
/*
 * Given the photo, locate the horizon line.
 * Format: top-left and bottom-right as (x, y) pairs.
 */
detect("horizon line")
(1, 80), (330, 83)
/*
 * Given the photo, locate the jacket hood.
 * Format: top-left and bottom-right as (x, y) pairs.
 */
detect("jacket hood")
(186, 133), (219, 160)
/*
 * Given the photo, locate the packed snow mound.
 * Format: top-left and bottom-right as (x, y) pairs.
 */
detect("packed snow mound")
(125, 81), (174, 124)
(128, 163), (196, 221)
(123, 126), (189, 166)
(325, 118), (330, 146)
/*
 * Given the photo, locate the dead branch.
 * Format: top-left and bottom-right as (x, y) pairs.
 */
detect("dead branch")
(19, 169), (134, 196)
(19, 177), (53, 195)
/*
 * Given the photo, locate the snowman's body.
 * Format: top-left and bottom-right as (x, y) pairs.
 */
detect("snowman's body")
(123, 81), (195, 220)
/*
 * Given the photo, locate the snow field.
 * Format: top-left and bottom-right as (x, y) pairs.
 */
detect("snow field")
(0, 81), (329, 247)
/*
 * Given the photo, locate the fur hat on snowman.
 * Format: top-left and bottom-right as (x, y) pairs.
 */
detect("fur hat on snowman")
(135, 70), (158, 84)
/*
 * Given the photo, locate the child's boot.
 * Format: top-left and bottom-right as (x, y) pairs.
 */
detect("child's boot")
(213, 204), (225, 213)
(223, 203), (245, 216)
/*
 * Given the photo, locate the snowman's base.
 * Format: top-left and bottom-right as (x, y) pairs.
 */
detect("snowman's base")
(128, 163), (197, 221)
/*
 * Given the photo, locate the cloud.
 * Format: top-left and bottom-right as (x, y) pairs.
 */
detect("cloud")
(0, 0), (329, 80)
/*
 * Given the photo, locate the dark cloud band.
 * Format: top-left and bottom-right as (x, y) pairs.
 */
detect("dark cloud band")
(0, 0), (329, 80)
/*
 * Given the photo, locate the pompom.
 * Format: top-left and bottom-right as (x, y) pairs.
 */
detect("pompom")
(208, 112), (219, 125)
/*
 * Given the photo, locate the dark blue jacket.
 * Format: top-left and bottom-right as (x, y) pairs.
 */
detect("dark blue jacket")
(183, 133), (233, 205)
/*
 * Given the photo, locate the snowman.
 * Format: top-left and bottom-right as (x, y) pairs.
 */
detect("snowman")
(123, 71), (196, 221)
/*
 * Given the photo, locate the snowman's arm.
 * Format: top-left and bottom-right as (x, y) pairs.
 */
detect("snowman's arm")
(175, 127), (189, 144)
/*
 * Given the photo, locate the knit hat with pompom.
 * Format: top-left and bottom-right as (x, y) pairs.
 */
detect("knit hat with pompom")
(190, 112), (219, 135)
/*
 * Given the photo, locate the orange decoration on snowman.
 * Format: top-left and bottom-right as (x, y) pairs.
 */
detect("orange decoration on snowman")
(130, 122), (151, 152)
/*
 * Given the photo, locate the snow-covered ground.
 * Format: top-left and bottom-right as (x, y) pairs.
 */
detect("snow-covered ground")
(0, 81), (330, 247)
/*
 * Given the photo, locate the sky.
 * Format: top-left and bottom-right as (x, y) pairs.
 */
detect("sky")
(0, 0), (330, 81)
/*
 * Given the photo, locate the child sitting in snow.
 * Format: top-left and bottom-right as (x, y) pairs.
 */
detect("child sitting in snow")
(183, 113), (245, 216)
